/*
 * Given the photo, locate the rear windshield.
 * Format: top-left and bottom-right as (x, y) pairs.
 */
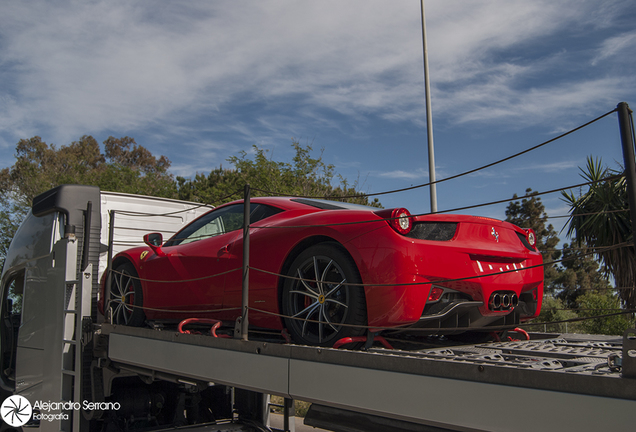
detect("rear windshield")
(291, 198), (374, 211)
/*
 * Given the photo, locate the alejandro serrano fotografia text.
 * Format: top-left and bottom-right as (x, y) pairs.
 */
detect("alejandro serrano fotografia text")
(33, 401), (121, 411)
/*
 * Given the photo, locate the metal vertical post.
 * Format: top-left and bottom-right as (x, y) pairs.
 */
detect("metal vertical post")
(104, 210), (116, 322)
(421, 0), (437, 213)
(241, 184), (250, 341)
(81, 201), (92, 271)
(618, 102), (636, 254)
(284, 398), (296, 432)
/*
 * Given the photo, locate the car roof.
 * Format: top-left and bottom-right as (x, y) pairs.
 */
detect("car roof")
(226, 196), (377, 212)
(219, 197), (519, 231)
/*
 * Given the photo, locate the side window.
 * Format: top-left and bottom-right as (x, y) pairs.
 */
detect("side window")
(167, 204), (245, 246)
(166, 203), (282, 246)
(250, 204), (283, 224)
(179, 217), (224, 245)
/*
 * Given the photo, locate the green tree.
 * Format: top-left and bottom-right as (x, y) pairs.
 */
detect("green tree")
(0, 135), (176, 264)
(531, 296), (582, 334)
(505, 188), (560, 292)
(553, 242), (612, 309)
(562, 157), (635, 309)
(177, 140), (382, 207)
(0, 135), (176, 201)
(577, 291), (632, 335)
(177, 167), (242, 204)
(100, 136), (176, 197)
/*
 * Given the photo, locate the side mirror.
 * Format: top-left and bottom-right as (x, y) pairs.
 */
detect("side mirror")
(144, 233), (163, 246)
(143, 233), (166, 257)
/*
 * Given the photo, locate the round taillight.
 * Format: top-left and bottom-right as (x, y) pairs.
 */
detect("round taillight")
(525, 229), (536, 247)
(390, 208), (412, 235)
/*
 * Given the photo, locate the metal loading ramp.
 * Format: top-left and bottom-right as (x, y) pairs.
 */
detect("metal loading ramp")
(102, 325), (636, 432)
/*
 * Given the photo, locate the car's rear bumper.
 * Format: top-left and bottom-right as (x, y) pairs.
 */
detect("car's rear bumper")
(348, 227), (544, 329)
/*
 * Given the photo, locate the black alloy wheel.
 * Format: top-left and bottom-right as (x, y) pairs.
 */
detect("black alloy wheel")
(109, 262), (146, 326)
(282, 244), (367, 346)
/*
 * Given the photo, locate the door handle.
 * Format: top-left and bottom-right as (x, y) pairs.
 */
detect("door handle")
(219, 244), (231, 254)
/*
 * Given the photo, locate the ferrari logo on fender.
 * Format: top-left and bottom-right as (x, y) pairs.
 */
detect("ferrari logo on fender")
(491, 227), (499, 242)
(140, 251), (149, 260)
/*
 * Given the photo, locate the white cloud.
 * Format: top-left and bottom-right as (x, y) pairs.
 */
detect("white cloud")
(378, 168), (429, 181)
(437, 77), (629, 127)
(420, 1), (634, 128)
(0, 0), (633, 148)
(0, 1), (421, 140)
(425, 2), (567, 81)
(592, 31), (636, 65)
(514, 160), (580, 173)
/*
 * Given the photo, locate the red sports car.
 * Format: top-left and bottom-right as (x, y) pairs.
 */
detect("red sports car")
(101, 197), (543, 346)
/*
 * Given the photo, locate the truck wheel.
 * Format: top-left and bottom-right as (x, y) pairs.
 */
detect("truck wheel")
(109, 262), (145, 326)
(281, 244), (367, 346)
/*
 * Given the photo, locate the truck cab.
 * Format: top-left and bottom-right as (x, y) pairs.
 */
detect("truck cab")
(0, 185), (217, 432)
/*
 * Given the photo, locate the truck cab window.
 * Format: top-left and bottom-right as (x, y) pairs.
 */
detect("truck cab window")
(1, 271), (24, 387)
(6, 275), (24, 316)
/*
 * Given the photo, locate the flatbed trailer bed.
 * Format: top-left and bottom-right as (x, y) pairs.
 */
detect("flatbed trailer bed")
(100, 324), (636, 432)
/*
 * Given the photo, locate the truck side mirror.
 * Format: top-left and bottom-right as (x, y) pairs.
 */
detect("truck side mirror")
(143, 233), (166, 257)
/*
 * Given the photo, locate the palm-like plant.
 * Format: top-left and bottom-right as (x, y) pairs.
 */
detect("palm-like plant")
(562, 157), (635, 309)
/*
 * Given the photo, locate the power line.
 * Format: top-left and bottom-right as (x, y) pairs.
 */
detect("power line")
(252, 108), (618, 200)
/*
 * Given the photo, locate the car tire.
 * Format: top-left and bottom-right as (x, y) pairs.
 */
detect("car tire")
(281, 243), (367, 346)
(108, 262), (146, 327)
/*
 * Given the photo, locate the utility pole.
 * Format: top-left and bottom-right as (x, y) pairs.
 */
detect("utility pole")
(421, 0), (437, 213)
(618, 102), (636, 256)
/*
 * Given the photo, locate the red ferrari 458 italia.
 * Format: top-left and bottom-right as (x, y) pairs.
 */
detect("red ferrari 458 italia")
(101, 197), (543, 346)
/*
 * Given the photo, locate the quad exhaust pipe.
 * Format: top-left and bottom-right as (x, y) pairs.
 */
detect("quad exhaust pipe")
(488, 292), (519, 311)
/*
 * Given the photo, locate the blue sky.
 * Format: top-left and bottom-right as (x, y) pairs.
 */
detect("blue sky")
(1, 0), (635, 239)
